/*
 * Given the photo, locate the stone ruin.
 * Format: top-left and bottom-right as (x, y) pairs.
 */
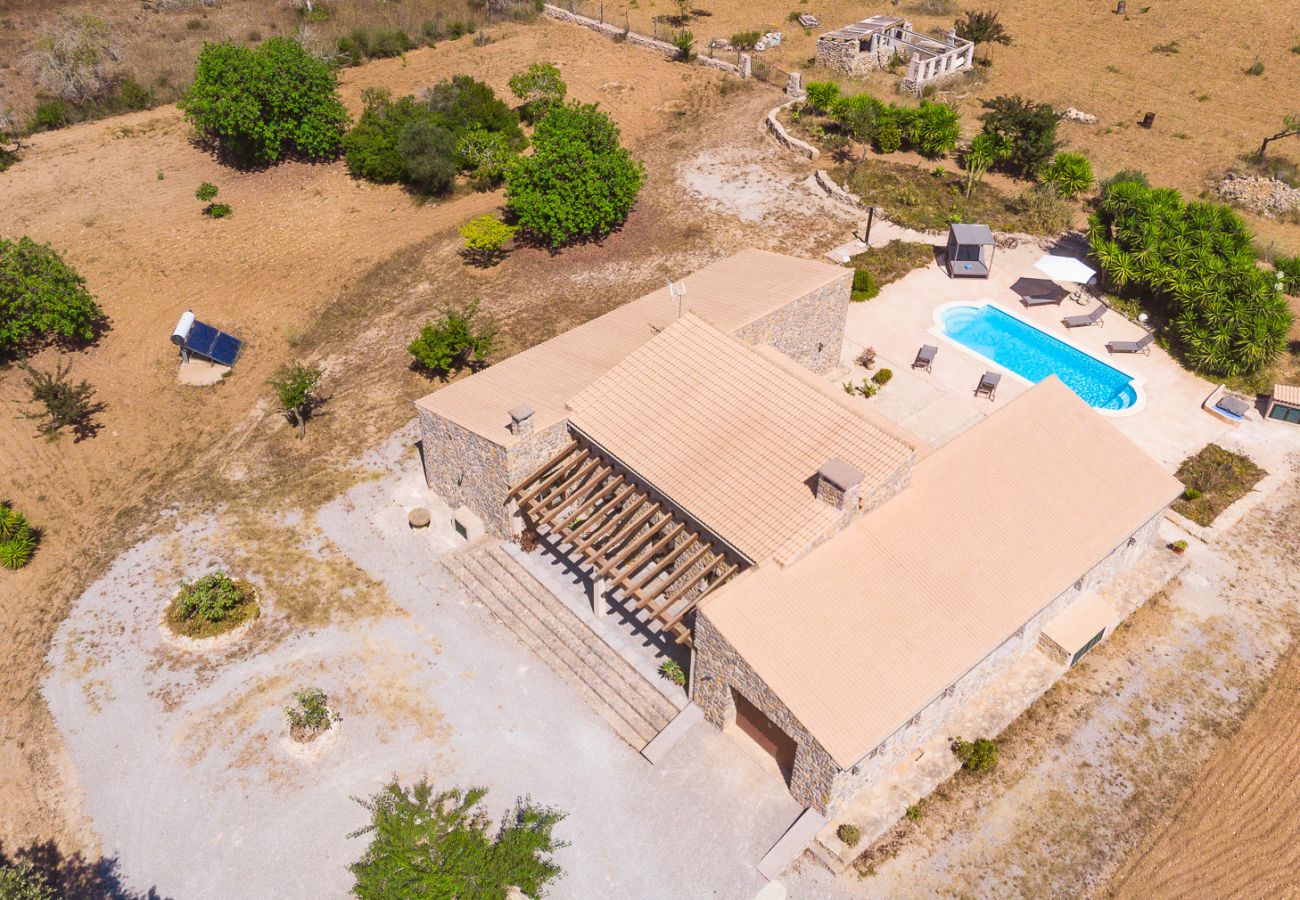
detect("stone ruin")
(815, 15), (974, 94)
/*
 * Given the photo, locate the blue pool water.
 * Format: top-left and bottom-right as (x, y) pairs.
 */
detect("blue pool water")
(939, 304), (1139, 410)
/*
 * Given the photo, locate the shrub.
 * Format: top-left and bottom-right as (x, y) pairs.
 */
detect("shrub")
(872, 368), (893, 385)
(905, 803), (924, 822)
(343, 90), (426, 184)
(116, 77), (153, 111)
(20, 359), (105, 441)
(1182, 486), (1202, 500)
(903, 99), (961, 157)
(0, 860), (56, 899)
(804, 81), (840, 114)
(1041, 151), (1093, 198)
(179, 38), (350, 168)
(953, 737), (997, 771)
(508, 62), (566, 123)
(1244, 58), (1264, 76)
(285, 686), (338, 740)
(671, 29), (696, 62)
(851, 268), (880, 301)
(1010, 184), (1074, 235)
(978, 95), (1061, 178)
(875, 113), (903, 153)
(955, 9), (1012, 58)
(398, 118), (459, 194)
(658, 659), (686, 686)
(349, 781), (565, 898)
(425, 75), (525, 151)
(0, 502), (40, 571)
(25, 15), (119, 103)
(409, 299), (496, 376)
(1171, 539), (1188, 553)
(268, 361), (324, 436)
(730, 30), (762, 50)
(456, 127), (515, 188)
(337, 26), (412, 64)
(506, 102), (644, 247)
(459, 215), (517, 265)
(856, 346), (877, 368)
(196, 181), (218, 202)
(206, 202), (232, 218)
(832, 93), (885, 156)
(176, 571), (248, 622)
(836, 823), (861, 846)
(1089, 179), (1292, 375)
(1276, 256), (1300, 295)
(0, 236), (103, 356)
(29, 99), (73, 132)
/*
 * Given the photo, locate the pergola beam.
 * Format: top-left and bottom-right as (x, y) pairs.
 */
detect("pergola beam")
(556, 483), (638, 548)
(571, 492), (650, 556)
(507, 438), (579, 496)
(535, 463), (614, 528)
(514, 446), (588, 510)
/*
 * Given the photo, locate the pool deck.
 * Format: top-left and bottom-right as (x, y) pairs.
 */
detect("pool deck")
(841, 240), (1247, 470)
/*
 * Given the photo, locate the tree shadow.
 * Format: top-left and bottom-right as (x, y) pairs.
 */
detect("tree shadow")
(0, 839), (171, 900)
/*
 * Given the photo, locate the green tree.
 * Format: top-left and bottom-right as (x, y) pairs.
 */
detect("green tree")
(456, 128), (515, 189)
(978, 95), (1061, 178)
(803, 81), (840, 114)
(408, 299), (496, 376)
(20, 358), (105, 442)
(508, 62), (566, 123)
(349, 780), (566, 900)
(0, 236), (103, 356)
(1040, 151), (1093, 198)
(954, 9), (1011, 64)
(459, 215), (518, 265)
(953, 737), (998, 771)
(505, 102), (644, 247)
(268, 361), (324, 436)
(399, 119), (460, 195)
(962, 132), (1010, 197)
(831, 93), (884, 159)
(424, 75), (525, 153)
(0, 860), (56, 899)
(343, 89), (424, 183)
(179, 38), (350, 168)
(903, 100), (961, 157)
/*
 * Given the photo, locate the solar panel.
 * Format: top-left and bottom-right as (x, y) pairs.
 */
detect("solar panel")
(179, 317), (243, 367)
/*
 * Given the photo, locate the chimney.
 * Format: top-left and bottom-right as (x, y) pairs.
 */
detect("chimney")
(816, 458), (864, 511)
(508, 404), (534, 437)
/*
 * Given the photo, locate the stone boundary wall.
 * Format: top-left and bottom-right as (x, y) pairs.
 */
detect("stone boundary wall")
(542, 5), (742, 76)
(765, 102), (818, 159)
(814, 169), (862, 209)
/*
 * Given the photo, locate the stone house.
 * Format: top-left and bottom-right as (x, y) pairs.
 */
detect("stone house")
(815, 15), (974, 92)
(413, 250), (1181, 818)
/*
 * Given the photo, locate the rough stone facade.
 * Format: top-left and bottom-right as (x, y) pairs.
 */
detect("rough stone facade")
(692, 510), (1166, 815)
(733, 271), (852, 375)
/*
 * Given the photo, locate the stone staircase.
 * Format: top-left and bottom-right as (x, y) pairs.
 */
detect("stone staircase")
(444, 542), (679, 750)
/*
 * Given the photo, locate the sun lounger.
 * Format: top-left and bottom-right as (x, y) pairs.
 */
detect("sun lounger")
(1215, 395), (1251, 419)
(913, 344), (938, 372)
(1106, 333), (1154, 355)
(1011, 277), (1068, 307)
(1063, 305), (1106, 328)
(975, 371), (1001, 400)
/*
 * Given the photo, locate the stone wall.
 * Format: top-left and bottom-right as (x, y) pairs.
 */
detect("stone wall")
(693, 509), (1167, 816)
(542, 4), (742, 76)
(765, 103), (819, 160)
(734, 270), (852, 375)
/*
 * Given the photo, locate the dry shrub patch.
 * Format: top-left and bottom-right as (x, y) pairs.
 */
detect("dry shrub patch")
(847, 240), (935, 289)
(1172, 444), (1267, 526)
(165, 571), (259, 638)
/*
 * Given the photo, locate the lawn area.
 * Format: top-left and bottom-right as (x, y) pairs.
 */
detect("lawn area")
(848, 241), (936, 299)
(1172, 444), (1267, 526)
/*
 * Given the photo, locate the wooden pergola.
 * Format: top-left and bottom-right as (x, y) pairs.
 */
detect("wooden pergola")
(507, 437), (742, 646)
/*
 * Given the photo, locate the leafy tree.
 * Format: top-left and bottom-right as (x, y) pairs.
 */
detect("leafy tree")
(955, 9), (1011, 63)
(459, 215), (518, 265)
(977, 95), (1061, 178)
(349, 780), (566, 900)
(176, 570), (247, 622)
(20, 359), (105, 442)
(508, 63), (566, 123)
(268, 361), (324, 436)
(1254, 112), (1300, 160)
(0, 502), (40, 572)
(456, 128), (515, 189)
(343, 90), (427, 183)
(399, 119), (460, 195)
(1040, 151), (1093, 198)
(962, 132), (1010, 197)
(1088, 177), (1292, 376)
(831, 93), (884, 159)
(424, 75), (525, 153)
(0, 860), (55, 899)
(903, 100), (961, 157)
(0, 237), (103, 356)
(409, 299), (496, 376)
(953, 737), (997, 771)
(505, 102), (644, 247)
(803, 81), (840, 114)
(179, 38), (350, 168)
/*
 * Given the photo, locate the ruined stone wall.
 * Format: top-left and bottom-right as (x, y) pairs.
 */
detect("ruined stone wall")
(542, 5), (742, 76)
(814, 38), (862, 75)
(734, 271), (852, 375)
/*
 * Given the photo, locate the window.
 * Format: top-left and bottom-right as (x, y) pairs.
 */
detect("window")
(1070, 627), (1106, 667)
(1269, 404), (1300, 425)
(454, 519), (468, 540)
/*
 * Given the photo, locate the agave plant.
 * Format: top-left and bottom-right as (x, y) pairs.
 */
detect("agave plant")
(0, 502), (37, 570)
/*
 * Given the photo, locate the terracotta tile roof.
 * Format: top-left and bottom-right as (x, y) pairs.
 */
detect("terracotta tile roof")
(414, 250), (850, 446)
(1274, 383), (1300, 407)
(568, 314), (920, 564)
(702, 377), (1183, 767)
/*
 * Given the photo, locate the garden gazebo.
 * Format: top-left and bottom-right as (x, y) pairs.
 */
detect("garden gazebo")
(945, 224), (995, 279)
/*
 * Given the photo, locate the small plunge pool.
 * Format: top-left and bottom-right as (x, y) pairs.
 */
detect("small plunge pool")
(937, 304), (1140, 412)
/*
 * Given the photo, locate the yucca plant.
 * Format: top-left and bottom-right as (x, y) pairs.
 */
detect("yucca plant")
(0, 502), (38, 570)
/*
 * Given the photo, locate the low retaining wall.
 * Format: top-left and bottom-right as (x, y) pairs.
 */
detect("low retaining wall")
(814, 169), (860, 208)
(765, 103), (818, 159)
(542, 5), (742, 76)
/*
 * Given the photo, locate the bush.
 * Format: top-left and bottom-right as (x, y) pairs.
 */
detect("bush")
(195, 181), (218, 202)
(506, 102), (644, 247)
(804, 81), (840, 114)
(1171, 539), (1188, 553)
(456, 127), (514, 188)
(1182, 486), (1202, 500)
(268, 362), (324, 436)
(398, 118), (459, 194)
(1010, 184), (1074, 235)
(205, 202), (232, 218)
(953, 737), (997, 771)
(0, 860), (56, 900)
(851, 268), (879, 301)
(872, 368), (893, 385)
(459, 215), (517, 265)
(425, 75), (525, 151)
(29, 99), (73, 132)
(0, 236), (103, 356)
(0, 502), (40, 571)
(658, 659), (686, 686)
(1041, 151), (1093, 198)
(337, 26), (412, 64)
(978, 95), (1061, 178)
(343, 90), (425, 184)
(409, 299), (496, 376)
(671, 29), (696, 62)
(508, 62), (566, 123)
(176, 571), (249, 622)
(836, 823), (861, 846)
(1088, 179), (1292, 376)
(730, 30), (762, 50)
(179, 38), (350, 168)
(1275, 256), (1300, 295)
(20, 359), (105, 441)
(285, 686), (338, 740)
(349, 781), (565, 898)
(856, 347), (877, 368)
(1244, 58), (1264, 76)
(905, 803), (924, 822)
(26, 15), (119, 103)
(904, 100), (961, 157)
(115, 77), (153, 111)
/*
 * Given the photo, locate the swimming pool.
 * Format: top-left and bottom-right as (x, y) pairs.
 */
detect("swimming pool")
(937, 303), (1141, 411)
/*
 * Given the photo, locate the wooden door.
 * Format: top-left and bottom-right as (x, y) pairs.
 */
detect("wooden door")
(733, 689), (797, 781)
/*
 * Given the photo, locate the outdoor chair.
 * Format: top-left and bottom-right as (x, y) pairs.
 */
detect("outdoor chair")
(1215, 395), (1251, 419)
(1011, 277), (1068, 307)
(913, 344), (938, 372)
(1063, 305), (1106, 329)
(975, 371), (1001, 400)
(1106, 333), (1154, 355)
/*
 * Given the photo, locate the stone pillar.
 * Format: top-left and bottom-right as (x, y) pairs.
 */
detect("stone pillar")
(739, 53), (752, 79)
(590, 575), (611, 621)
(508, 404), (534, 437)
(785, 71), (805, 98)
